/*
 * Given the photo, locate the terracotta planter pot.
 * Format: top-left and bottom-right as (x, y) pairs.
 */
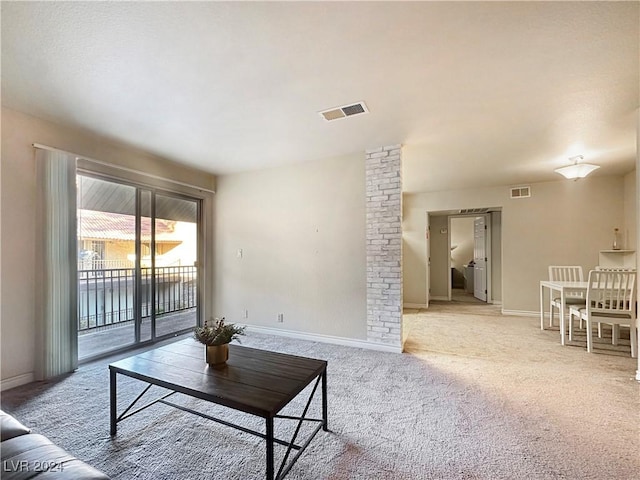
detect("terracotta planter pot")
(206, 344), (229, 366)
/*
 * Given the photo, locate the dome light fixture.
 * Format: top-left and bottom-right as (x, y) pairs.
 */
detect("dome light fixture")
(554, 155), (600, 180)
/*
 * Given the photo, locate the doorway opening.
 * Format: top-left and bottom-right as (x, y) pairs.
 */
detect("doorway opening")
(449, 216), (480, 302)
(426, 208), (502, 308)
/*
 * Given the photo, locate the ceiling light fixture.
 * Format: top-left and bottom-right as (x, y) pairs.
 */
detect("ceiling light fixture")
(554, 155), (600, 180)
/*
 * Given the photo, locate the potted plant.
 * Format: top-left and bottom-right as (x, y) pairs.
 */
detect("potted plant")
(193, 317), (245, 366)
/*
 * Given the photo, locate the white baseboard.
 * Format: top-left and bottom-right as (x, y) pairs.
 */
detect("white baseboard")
(501, 309), (539, 317)
(246, 325), (403, 354)
(431, 295), (449, 301)
(1, 372), (34, 392)
(403, 303), (427, 309)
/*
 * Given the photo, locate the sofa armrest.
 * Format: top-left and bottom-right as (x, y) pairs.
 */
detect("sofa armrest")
(1, 410), (109, 479)
(1, 410), (31, 442)
(2, 433), (110, 480)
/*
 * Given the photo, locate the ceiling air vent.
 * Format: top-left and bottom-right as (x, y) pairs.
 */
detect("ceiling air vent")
(319, 101), (369, 122)
(510, 186), (531, 199)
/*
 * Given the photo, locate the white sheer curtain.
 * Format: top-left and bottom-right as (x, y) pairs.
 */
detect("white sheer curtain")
(35, 147), (78, 379)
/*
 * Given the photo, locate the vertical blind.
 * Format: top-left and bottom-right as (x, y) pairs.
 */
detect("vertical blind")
(35, 147), (78, 379)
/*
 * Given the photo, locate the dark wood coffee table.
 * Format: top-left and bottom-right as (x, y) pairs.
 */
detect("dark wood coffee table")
(109, 339), (328, 480)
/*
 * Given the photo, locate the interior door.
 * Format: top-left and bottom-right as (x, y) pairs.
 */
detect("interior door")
(473, 216), (487, 301)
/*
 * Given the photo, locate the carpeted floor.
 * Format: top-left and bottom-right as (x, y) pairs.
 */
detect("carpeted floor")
(2, 302), (639, 479)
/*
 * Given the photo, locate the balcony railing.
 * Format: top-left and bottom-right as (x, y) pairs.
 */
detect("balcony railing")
(78, 265), (197, 332)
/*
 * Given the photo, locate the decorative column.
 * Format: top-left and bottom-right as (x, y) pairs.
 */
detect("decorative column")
(365, 144), (402, 348)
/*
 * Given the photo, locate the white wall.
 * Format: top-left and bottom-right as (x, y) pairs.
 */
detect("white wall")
(213, 153), (367, 340)
(0, 107), (216, 389)
(402, 210), (426, 306)
(624, 170), (637, 250)
(403, 175), (633, 313)
(491, 211), (503, 303)
(636, 110), (640, 381)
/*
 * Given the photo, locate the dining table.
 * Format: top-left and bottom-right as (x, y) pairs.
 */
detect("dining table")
(539, 279), (589, 345)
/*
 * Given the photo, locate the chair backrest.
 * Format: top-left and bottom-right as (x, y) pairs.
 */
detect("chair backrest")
(586, 269), (636, 317)
(595, 266), (637, 272)
(549, 266), (584, 282)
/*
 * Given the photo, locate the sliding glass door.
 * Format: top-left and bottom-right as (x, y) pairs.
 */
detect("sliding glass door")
(77, 174), (200, 360)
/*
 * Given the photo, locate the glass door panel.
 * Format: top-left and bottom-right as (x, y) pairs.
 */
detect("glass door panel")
(77, 175), (137, 360)
(154, 194), (199, 337)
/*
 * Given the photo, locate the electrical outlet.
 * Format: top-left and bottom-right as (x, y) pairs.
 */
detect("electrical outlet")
(277, 313), (284, 323)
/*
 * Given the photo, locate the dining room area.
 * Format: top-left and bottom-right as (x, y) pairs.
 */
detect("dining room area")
(539, 251), (637, 359)
(403, 167), (640, 383)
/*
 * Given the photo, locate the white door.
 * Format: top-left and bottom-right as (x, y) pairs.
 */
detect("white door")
(473, 216), (487, 301)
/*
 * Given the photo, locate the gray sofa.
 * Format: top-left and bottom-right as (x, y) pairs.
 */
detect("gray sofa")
(1, 410), (109, 479)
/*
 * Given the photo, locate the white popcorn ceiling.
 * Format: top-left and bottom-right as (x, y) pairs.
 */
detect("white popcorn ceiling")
(1, 1), (638, 191)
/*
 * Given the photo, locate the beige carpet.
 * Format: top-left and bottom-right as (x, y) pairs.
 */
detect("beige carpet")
(404, 300), (640, 479)
(2, 302), (639, 479)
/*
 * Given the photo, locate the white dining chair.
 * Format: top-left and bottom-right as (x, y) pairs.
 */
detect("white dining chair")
(568, 269), (637, 357)
(595, 266), (636, 271)
(548, 266), (585, 329)
(592, 267), (637, 339)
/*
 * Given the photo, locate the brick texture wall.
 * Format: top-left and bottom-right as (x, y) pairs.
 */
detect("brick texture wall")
(365, 145), (402, 346)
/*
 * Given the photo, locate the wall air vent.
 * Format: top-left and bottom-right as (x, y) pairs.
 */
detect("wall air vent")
(319, 101), (369, 122)
(459, 208), (489, 214)
(510, 186), (531, 199)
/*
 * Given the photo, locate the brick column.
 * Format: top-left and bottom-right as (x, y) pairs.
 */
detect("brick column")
(365, 144), (402, 347)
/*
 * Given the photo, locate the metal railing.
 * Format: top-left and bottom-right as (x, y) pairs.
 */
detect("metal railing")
(78, 266), (197, 332)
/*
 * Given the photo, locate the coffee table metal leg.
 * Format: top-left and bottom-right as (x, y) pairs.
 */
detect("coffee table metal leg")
(321, 369), (328, 432)
(266, 416), (274, 480)
(110, 369), (117, 435)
